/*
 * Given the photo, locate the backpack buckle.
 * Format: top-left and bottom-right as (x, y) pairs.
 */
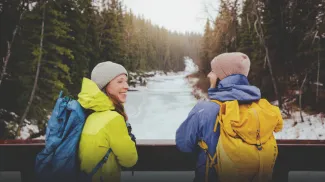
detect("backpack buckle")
(256, 143), (263, 151)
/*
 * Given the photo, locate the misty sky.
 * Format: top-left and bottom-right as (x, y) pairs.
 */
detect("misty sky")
(122, 0), (220, 34)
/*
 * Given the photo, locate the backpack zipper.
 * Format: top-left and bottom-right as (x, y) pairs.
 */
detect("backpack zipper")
(253, 108), (263, 151)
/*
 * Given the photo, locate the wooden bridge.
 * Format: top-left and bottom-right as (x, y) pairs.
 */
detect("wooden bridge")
(0, 139), (325, 182)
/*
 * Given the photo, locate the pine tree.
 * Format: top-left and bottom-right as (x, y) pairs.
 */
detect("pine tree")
(238, 0), (266, 94)
(199, 19), (212, 74)
(11, 0), (74, 122)
(64, 0), (99, 96)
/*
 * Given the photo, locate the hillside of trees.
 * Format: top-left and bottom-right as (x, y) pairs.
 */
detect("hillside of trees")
(2, 0), (324, 139)
(195, 0), (325, 114)
(0, 0), (201, 138)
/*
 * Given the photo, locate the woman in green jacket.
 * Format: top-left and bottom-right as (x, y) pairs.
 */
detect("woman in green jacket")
(77, 61), (138, 182)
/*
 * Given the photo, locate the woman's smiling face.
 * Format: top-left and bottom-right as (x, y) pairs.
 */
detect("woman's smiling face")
(105, 74), (129, 103)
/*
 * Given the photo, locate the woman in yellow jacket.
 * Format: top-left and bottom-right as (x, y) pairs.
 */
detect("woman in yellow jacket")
(77, 61), (138, 182)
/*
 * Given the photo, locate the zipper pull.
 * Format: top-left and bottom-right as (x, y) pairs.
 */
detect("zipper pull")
(256, 129), (263, 150)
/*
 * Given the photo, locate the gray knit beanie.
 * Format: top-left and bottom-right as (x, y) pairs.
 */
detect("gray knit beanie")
(91, 61), (128, 90)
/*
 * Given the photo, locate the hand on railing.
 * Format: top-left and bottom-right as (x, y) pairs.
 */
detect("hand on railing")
(126, 122), (136, 144)
(126, 121), (136, 176)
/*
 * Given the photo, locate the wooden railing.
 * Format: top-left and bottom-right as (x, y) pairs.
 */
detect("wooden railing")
(1, 139), (325, 182)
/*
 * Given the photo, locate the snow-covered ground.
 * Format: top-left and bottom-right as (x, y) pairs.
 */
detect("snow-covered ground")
(275, 111), (325, 140)
(3, 58), (324, 140)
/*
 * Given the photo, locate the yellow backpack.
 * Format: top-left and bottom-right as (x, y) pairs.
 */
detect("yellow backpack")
(198, 99), (283, 182)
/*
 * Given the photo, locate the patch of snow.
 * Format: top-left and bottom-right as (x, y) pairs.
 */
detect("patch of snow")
(24, 119), (31, 125)
(313, 82), (323, 86)
(128, 85), (148, 92)
(17, 124), (40, 140)
(275, 111), (325, 140)
(9, 112), (19, 118)
(184, 58), (198, 73)
(34, 135), (46, 140)
(146, 71), (156, 75)
(271, 100), (279, 106)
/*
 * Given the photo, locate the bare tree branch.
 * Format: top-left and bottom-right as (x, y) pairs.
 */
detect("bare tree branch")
(0, 42), (11, 87)
(299, 73), (307, 122)
(253, 19), (261, 42)
(316, 39), (320, 104)
(201, 1), (220, 26)
(0, 1), (27, 87)
(17, 0), (46, 138)
(252, 0), (282, 108)
(246, 14), (251, 32)
(311, 31), (319, 45)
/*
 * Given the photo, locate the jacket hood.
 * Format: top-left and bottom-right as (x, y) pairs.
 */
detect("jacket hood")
(208, 74), (261, 102)
(77, 77), (115, 111)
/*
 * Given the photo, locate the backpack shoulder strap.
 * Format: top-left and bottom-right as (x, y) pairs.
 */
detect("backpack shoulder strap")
(210, 100), (223, 132)
(88, 148), (112, 177)
(210, 99), (223, 106)
(196, 99), (223, 182)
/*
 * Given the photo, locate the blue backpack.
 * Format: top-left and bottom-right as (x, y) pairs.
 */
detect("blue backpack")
(35, 91), (112, 182)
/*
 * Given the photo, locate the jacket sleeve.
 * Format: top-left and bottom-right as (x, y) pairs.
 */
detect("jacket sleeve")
(274, 115), (284, 133)
(107, 115), (138, 167)
(175, 108), (200, 153)
(274, 107), (284, 133)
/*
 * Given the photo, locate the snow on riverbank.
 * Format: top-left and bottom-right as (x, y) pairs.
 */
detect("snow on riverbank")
(1, 59), (324, 140)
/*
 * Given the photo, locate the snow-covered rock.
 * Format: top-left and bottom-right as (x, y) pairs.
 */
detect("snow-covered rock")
(128, 71), (155, 89)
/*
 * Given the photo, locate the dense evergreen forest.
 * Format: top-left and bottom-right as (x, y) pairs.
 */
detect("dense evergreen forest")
(0, 0), (201, 137)
(195, 0), (325, 114)
(1, 0), (325, 139)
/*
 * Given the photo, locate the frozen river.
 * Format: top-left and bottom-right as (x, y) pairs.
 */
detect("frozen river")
(124, 59), (198, 140)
